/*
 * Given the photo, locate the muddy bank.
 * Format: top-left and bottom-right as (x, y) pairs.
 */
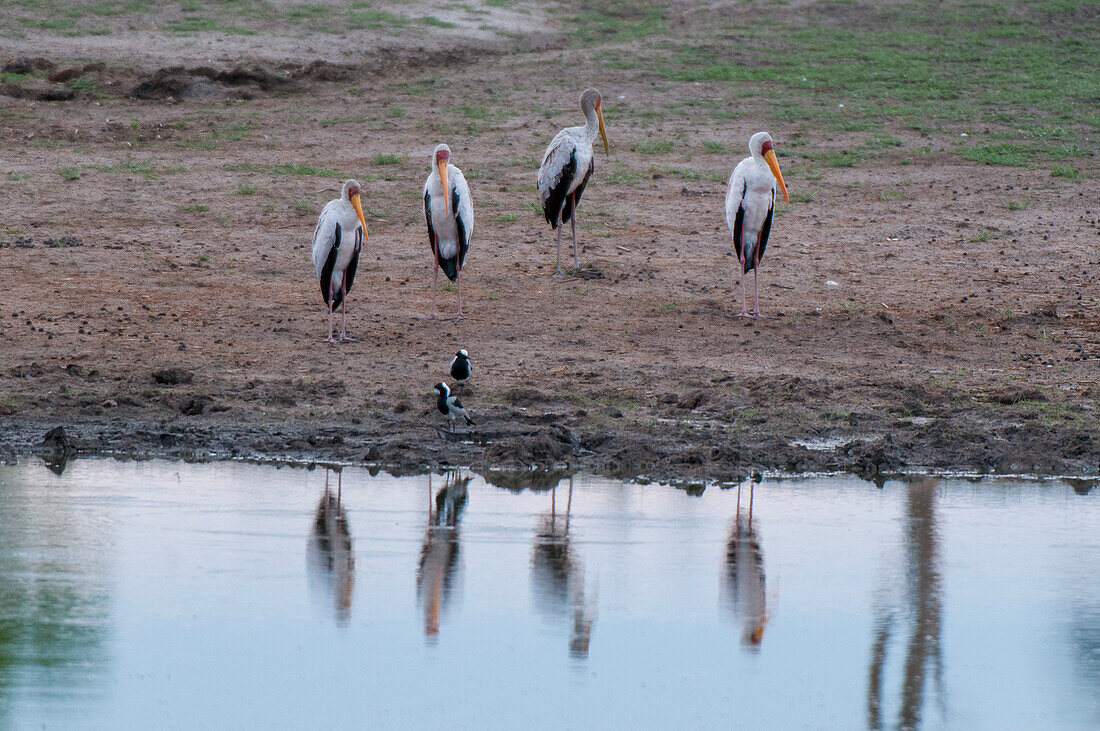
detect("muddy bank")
(3, 386), (1097, 484)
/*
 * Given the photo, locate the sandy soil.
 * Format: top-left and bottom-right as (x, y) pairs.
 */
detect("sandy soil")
(1, 3), (1098, 482)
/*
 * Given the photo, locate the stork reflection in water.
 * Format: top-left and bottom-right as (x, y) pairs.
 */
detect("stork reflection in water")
(416, 469), (470, 641)
(531, 476), (595, 658)
(306, 469), (355, 626)
(867, 478), (945, 730)
(722, 481), (768, 649)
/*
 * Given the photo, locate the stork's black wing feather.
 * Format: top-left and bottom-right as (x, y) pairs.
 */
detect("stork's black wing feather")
(542, 150), (577, 229)
(320, 221), (342, 306)
(343, 226), (362, 297)
(733, 179), (746, 271)
(424, 190), (438, 260)
(755, 189), (775, 270)
(561, 158), (594, 225)
(454, 185), (469, 273)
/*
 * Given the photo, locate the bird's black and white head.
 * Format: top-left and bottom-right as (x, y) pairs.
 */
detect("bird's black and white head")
(340, 178), (368, 234)
(580, 88), (609, 158)
(433, 382), (450, 397)
(747, 132), (789, 204)
(456, 348), (468, 360)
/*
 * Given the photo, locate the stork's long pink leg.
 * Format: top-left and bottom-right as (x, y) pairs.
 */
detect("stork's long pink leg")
(325, 282), (337, 343)
(339, 278), (354, 342)
(752, 246), (761, 318)
(554, 218), (564, 275)
(455, 266), (465, 321)
(736, 250), (749, 318)
(570, 194), (580, 273)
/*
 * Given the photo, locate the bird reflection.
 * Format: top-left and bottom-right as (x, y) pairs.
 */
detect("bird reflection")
(722, 482), (767, 650)
(306, 470), (355, 626)
(867, 477), (945, 730)
(416, 469), (470, 642)
(531, 476), (595, 658)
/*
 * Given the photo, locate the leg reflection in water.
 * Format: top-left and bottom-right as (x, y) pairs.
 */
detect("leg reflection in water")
(416, 469), (470, 642)
(306, 469), (355, 627)
(867, 477), (945, 730)
(531, 476), (595, 658)
(722, 482), (767, 650)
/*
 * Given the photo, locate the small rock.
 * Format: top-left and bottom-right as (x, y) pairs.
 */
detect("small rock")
(48, 66), (82, 84)
(152, 367), (194, 385)
(3, 57), (53, 74)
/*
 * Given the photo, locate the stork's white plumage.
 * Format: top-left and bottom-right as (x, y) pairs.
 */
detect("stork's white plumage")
(537, 88), (609, 275)
(423, 144), (474, 320)
(312, 179), (368, 342)
(725, 132), (790, 318)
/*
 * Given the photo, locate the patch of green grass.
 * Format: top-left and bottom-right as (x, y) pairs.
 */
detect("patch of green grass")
(67, 77), (96, 93)
(789, 190), (817, 203)
(570, 0), (667, 44)
(88, 157), (157, 178)
(346, 8), (410, 30)
(631, 139), (674, 154)
(608, 166), (643, 185)
(57, 167), (80, 181)
(961, 144), (1034, 166)
(294, 199), (314, 214)
(234, 183), (257, 195)
(162, 18), (255, 35)
(198, 253), (210, 262)
(823, 151), (856, 167)
(418, 16), (455, 28)
(179, 203), (208, 212)
(490, 213), (519, 222)
(179, 136), (219, 151)
(1002, 198), (1030, 210)
(864, 133), (903, 149)
(374, 153), (403, 165)
(702, 141), (727, 154)
(1050, 165), (1079, 179)
(387, 106), (406, 118)
(880, 188), (907, 201)
(271, 163), (338, 176)
(969, 229), (999, 242)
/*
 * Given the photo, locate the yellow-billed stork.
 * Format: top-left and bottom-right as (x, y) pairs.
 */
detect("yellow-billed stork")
(725, 132), (790, 317)
(423, 143), (474, 320)
(537, 88), (609, 275)
(312, 179), (367, 342)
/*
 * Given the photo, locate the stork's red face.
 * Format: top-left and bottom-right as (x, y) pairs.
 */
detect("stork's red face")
(760, 139), (773, 155)
(346, 185), (361, 200)
(435, 149), (450, 164)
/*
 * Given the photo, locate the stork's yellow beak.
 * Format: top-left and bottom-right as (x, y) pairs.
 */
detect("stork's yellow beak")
(438, 159), (450, 215)
(350, 192), (368, 239)
(596, 104), (609, 158)
(764, 149), (789, 204)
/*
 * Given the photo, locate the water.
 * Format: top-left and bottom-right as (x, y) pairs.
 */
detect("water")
(0, 459), (1097, 729)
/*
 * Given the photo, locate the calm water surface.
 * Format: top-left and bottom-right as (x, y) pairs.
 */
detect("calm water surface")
(0, 459), (1097, 729)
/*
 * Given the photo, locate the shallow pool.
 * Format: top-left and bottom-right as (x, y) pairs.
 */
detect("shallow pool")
(0, 459), (1096, 728)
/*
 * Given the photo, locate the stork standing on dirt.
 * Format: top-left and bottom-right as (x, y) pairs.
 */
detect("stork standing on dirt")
(537, 88), (609, 275)
(312, 179), (368, 342)
(725, 132), (790, 318)
(423, 143), (474, 320)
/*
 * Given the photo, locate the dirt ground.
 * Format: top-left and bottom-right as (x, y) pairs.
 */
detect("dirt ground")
(1, 1), (1098, 483)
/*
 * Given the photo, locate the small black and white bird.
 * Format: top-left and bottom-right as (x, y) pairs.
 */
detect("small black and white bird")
(433, 382), (474, 432)
(449, 349), (471, 391)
